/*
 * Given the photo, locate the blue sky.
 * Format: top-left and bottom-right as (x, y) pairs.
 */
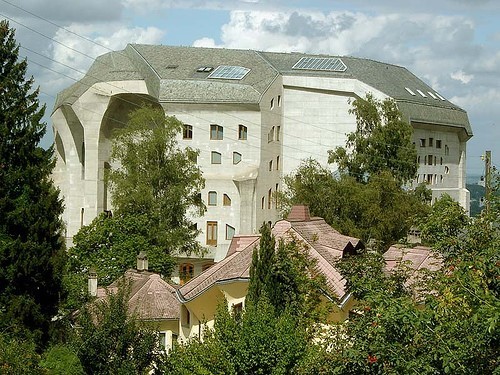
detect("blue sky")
(2, 0), (499, 176)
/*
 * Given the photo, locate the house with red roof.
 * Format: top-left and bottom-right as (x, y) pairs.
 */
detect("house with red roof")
(175, 205), (364, 342)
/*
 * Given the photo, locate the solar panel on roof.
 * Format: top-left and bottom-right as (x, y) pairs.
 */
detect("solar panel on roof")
(292, 57), (347, 72)
(208, 65), (250, 80)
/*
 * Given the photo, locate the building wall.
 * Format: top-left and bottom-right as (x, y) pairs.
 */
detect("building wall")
(412, 124), (470, 212)
(281, 76), (387, 175)
(52, 75), (471, 253)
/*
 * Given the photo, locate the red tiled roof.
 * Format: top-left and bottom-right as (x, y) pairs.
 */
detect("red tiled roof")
(284, 218), (364, 298)
(96, 270), (180, 321)
(179, 235), (260, 301)
(178, 206), (364, 304)
(383, 245), (443, 274)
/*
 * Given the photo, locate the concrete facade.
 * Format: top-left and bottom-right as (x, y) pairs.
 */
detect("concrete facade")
(52, 45), (472, 263)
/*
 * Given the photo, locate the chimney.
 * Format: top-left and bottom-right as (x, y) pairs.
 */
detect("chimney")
(88, 267), (97, 297)
(137, 251), (148, 272)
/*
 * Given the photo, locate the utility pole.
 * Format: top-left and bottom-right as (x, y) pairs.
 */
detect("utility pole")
(484, 150), (491, 215)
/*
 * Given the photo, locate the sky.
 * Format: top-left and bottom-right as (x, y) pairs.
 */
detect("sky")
(2, 0), (499, 177)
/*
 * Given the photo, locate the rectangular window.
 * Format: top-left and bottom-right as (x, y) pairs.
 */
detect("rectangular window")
(261, 196), (265, 209)
(270, 98), (274, 109)
(268, 189), (272, 209)
(233, 152), (242, 165)
(182, 306), (191, 326)
(238, 125), (247, 140)
(276, 126), (281, 141)
(276, 156), (280, 170)
(277, 95), (281, 107)
(436, 140), (442, 149)
(269, 160), (273, 171)
(428, 138), (434, 147)
(179, 263), (194, 285)
(428, 155), (433, 165)
(206, 221), (218, 246)
(211, 151), (222, 164)
(210, 124), (223, 140)
(183, 124), (193, 139)
(419, 138), (426, 147)
(226, 224), (235, 240)
(223, 194), (231, 206)
(268, 126), (274, 142)
(208, 191), (217, 206)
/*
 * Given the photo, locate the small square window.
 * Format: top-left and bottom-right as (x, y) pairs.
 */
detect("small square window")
(208, 191), (217, 206)
(436, 140), (442, 149)
(419, 139), (426, 147)
(211, 151), (222, 164)
(238, 125), (247, 140)
(233, 152), (242, 165)
(183, 124), (193, 139)
(210, 124), (223, 140)
(226, 224), (235, 240)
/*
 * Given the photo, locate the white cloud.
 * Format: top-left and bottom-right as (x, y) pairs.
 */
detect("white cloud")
(451, 70), (474, 84)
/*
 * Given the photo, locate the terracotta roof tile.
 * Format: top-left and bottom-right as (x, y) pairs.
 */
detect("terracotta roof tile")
(178, 206), (364, 304)
(179, 235), (260, 301)
(96, 270), (180, 321)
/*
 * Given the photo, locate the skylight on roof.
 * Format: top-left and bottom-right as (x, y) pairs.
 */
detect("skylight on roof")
(416, 89), (427, 98)
(208, 65), (250, 80)
(405, 87), (416, 96)
(427, 91), (438, 100)
(435, 92), (446, 101)
(292, 57), (347, 72)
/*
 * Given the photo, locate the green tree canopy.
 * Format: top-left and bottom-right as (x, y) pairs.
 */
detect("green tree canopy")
(281, 159), (430, 250)
(108, 106), (205, 254)
(328, 93), (418, 185)
(0, 20), (66, 348)
(74, 280), (159, 375)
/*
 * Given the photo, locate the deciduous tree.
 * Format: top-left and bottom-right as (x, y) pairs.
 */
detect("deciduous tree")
(328, 93), (418, 185)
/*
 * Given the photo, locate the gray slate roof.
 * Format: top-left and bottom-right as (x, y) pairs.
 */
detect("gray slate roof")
(54, 44), (471, 135)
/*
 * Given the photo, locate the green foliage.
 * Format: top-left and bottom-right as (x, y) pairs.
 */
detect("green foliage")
(160, 298), (308, 375)
(419, 193), (470, 256)
(74, 280), (159, 375)
(328, 93), (418, 185)
(0, 334), (43, 374)
(281, 159), (430, 250)
(39, 344), (84, 375)
(324, 195), (500, 374)
(0, 20), (66, 348)
(247, 223), (275, 306)
(65, 213), (175, 310)
(108, 106), (205, 254)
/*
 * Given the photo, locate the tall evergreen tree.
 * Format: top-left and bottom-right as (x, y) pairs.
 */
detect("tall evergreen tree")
(0, 21), (66, 347)
(247, 222), (275, 305)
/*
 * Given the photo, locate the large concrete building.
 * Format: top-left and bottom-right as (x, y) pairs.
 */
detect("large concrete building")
(52, 44), (472, 265)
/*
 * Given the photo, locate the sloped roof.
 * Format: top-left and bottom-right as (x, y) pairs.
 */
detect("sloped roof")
(97, 269), (180, 321)
(178, 235), (260, 301)
(178, 206), (364, 303)
(54, 44), (471, 136)
(383, 245), (443, 274)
